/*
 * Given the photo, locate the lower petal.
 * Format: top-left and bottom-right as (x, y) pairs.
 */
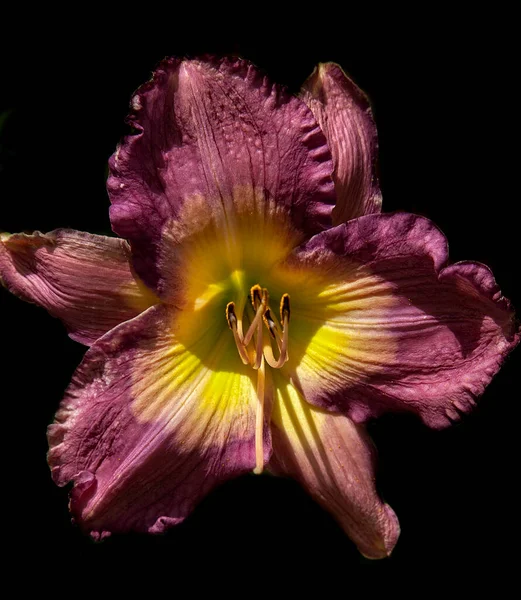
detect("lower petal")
(48, 304), (269, 536)
(269, 376), (399, 559)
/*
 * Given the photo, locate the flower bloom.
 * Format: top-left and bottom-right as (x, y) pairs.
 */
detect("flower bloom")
(1, 58), (518, 558)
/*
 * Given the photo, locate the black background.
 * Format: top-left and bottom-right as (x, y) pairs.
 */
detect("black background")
(1, 5), (519, 593)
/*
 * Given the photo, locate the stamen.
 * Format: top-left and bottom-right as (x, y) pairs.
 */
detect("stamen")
(263, 308), (282, 350)
(225, 301), (237, 329)
(263, 294), (290, 368)
(226, 302), (250, 365)
(280, 294), (290, 363)
(280, 293), (290, 324)
(226, 288), (289, 370)
(250, 284), (263, 309)
(253, 356), (265, 474)
(225, 288), (292, 475)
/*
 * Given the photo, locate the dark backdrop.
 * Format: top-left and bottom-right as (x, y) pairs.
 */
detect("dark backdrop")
(1, 6), (519, 593)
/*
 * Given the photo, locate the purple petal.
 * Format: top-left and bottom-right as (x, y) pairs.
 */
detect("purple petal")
(301, 63), (382, 224)
(0, 230), (158, 345)
(269, 379), (399, 558)
(285, 213), (519, 429)
(48, 304), (268, 536)
(107, 57), (336, 296)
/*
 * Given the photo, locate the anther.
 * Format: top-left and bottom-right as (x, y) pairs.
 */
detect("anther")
(250, 284), (263, 309)
(225, 302), (237, 330)
(263, 294), (290, 369)
(280, 293), (290, 323)
(263, 308), (277, 339)
(226, 302), (250, 365)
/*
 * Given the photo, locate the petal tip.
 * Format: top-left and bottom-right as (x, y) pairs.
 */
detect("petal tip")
(359, 503), (401, 560)
(149, 515), (185, 534)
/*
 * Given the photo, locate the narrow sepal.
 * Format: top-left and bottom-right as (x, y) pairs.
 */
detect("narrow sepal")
(301, 63), (382, 223)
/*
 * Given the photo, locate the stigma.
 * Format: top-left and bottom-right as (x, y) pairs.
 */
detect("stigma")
(226, 284), (291, 475)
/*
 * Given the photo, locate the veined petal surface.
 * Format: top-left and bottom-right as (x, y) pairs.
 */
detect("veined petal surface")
(301, 63), (382, 224)
(108, 57), (336, 297)
(270, 377), (399, 558)
(0, 230), (157, 345)
(47, 304), (269, 537)
(275, 213), (519, 429)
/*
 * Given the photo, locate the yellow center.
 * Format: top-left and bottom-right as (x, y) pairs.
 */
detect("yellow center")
(130, 189), (398, 479)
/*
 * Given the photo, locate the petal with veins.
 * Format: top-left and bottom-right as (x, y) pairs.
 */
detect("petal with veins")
(47, 304), (270, 537)
(0, 230), (158, 345)
(270, 377), (399, 559)
(276, 213), (519, 428)
(108, 57), (336, 296)
(301, 62), (382, 223)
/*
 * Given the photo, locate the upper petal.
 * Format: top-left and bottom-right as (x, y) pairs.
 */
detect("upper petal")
(276, 213), (519, 429)
(47, 303), (269, 536)
(107, 57), (336, 296)
(301, 63), (382, 224)
(0, 230), (158, 345)
(269, 376), (399, 559)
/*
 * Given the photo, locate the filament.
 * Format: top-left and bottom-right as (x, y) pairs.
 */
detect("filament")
(253, 356), (265, 474)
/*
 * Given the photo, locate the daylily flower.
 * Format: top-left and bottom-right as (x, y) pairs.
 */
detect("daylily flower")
(1, 57), (518, 559)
